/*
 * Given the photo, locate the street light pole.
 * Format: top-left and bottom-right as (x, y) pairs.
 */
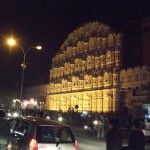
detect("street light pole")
(19, 46), (42, 111)
(6, 38), (42, 114)
(19, 47), (26, 109)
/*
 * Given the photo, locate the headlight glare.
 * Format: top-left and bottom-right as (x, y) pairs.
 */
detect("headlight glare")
(93, 120), (98, 125)
(58, 116), (63, 122)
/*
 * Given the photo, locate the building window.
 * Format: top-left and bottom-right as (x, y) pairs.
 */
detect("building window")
(143, 73), (147, 81)
(128, 75), (132, 82)
(121, 76), (125, 82)
(135, 74), (139, 81)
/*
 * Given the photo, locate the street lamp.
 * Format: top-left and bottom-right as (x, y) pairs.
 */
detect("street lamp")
(7, 38), (42, 113)
(7, 38), (16, 46)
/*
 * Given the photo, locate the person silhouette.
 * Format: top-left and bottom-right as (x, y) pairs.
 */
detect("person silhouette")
(0, 109), (11, 150)
(128, 119), (145, 150)
(106, 118), (123, 150)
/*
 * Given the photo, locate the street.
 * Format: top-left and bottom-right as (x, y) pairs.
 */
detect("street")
(76, 135), (106, 150)
(72, 126), (150, 150)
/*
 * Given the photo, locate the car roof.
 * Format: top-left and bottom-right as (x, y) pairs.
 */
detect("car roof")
(16, 116), (69, 127)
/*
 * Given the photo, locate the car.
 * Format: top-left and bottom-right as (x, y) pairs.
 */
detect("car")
(83, 112), (104, 132)
(142, 128), (150, 141)
(137, 117), (150, 130)
(43, 110), (64, 122)
(8, 116), (78, 150)
(132, 118), (150, 141)
(5, 109), (20, 119)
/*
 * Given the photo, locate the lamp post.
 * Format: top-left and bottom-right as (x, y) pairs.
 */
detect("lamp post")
(7, 38), (42, 113)
(19, 46), (42, 108)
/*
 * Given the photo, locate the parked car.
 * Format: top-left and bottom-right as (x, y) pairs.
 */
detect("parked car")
(8, 116), (78, 150)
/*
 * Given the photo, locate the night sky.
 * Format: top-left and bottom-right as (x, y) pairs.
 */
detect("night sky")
(0, 0), (150, 89)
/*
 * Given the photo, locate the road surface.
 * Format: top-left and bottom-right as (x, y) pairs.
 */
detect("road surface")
(72, 126), (150, 150)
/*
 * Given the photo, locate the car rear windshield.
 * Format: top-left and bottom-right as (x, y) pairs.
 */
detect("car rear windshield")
(36, 126), (75, 143)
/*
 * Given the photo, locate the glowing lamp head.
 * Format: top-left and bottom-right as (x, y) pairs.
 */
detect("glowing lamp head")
(7, 38), (16, 46)
(36, 45), (42, 50)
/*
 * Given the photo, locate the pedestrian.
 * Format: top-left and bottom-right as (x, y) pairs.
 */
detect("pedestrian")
(96, 113), (104, 139)
(0, 109), (11, 150)
(96, 119), (103, 138)
(128, 119), (145, 150)
(106, 118), (123, 150)
(103, 115), (109, 138)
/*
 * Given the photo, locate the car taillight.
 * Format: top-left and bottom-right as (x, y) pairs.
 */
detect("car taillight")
(75, 140), (78, 150)
(29, 139), (38, 150)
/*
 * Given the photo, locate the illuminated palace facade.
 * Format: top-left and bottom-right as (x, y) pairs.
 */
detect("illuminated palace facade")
(47, 21), (150, 115)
